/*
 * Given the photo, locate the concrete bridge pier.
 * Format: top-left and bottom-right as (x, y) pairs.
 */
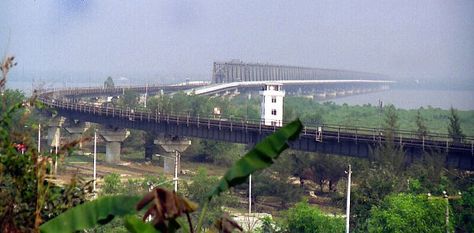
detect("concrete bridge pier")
(99, 128), (130, 163)
(154, 136), (191, 175)
(144, 133), (156, 161)
(155, 136), (191, 191)
(47, 116), (65, 152)
(64, 120), (90, 150)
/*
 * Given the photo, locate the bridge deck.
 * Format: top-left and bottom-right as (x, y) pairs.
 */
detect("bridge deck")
(38, 96), (474, 170)
(185, 80), (395, 95)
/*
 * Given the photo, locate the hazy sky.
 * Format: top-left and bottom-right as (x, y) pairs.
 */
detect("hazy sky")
(1, 0), (473, 84)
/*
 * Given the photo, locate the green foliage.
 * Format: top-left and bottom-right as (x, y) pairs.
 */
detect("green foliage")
(415, 109), (428, 139)
(452, 186), (474, 233)
(283, 201), (345, 233)
(124, 215), (160, 233)
(119, 89), (140, 108)
(351, 167), (401, 232)
(0, 85), (90, 231)
(101, 173), (123, 195)
(283, 97), (474, 135)
(256, 216), (277, 233)
(195, 140), (243, 166)
(448, 107), (466, 143)
(209, 119), (303, 200)
(367, 193), (451, 233)
(0, 89), (25, 112)
(252, 170), (303, 208)
(383, 104), (399, 143)
(184, 167), (231, 229)
(251, 153), (305, 207)
(404, 152), (449, 195)
(292, 153), (347, 193)
(39, 195), (141, 233)
(101, 173), (172, 196)
(123, 129), (145, 152)
(147, 91), (238, 118)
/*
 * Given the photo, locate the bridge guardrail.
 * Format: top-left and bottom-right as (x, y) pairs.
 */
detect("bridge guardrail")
(37, 95), (474, 154)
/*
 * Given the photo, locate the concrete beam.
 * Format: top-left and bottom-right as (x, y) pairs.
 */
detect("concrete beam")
(155, 136), (191, 174)
(64, 121), (90, 149)
(99, 128), (130, 163)
(154, 136), (191, 153)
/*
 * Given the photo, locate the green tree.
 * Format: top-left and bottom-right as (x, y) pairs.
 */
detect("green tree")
(283, 201), (345, 233)
(383, 104), (399, 143)
(119, 89), (139, 108)
(415, 109), (428, 139)
(351, 166), (401, 232)
(252, 153), (304, 208)
(0, 89), (25, 112)
(367, 193), (451, 233)
(196, 140), (243, 166)
(448, 107), (465, 143)
(183, 167), (232, 229)
(452, 186), (474, 233)
(103, 76), (115, 88)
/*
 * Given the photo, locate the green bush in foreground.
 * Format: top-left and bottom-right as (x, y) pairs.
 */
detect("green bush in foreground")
(285, 201), (345, 233)
(367, 193), (451, 233)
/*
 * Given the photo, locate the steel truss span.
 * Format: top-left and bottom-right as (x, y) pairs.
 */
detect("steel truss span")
(212, 60), (389, 83)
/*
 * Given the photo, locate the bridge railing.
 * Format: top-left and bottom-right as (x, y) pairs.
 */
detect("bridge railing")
(37, 96), (474, 153)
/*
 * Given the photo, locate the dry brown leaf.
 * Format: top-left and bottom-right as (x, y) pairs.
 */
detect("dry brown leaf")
(136, 187), (198, 232)
(214, 213), (243, 233)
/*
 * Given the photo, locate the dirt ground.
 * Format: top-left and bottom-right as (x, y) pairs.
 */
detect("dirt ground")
(53, 153), (343, 215)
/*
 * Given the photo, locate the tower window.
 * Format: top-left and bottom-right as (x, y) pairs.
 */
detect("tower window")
(271, 96), (277, 103)
(271, 109), (277, 115)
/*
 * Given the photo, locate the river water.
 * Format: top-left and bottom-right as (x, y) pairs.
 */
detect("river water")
(329, 89), (474, 111)
(6, 80), (473, 111)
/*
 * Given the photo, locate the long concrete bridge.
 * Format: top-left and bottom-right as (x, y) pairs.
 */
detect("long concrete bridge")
(37, 87), (474, 170)
(34, 61), (474, 170)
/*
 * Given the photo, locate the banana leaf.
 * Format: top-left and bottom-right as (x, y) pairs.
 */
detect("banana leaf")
(124, 215), (160, 233)
(40, 195), (141, 233)
(208, 119), (303, 200)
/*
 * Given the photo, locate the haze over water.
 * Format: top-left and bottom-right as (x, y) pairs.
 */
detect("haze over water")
(331, 89), (474, 111)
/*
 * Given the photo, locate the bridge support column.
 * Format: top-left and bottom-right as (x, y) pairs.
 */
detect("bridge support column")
(155, 136), (191, 175)
(64, 121), (90, 151)
(99, 128), (130, 163)
(47, 116), (65, 152)
(144, 133), (156, 161)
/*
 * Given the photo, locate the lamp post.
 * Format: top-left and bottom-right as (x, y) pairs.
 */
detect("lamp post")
(37, 123), (41, 153)
(443, 191), (449, 233)
(93, 129), (97, 195)
(156, 152), (180, 192)
(144, 83), (148, 108)
(345, 165), (352, 233)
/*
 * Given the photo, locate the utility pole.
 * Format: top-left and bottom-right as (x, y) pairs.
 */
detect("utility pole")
(173, 151), (179, 192)
(346, 165), (352, 233)
(249, 174), (252, 215)
(37, 124), (41, 153)
(144, 83), (148, 108)
(248, 174), (252, 231)
(93, 130), (97, 195)
(443, 191), (449, 233)
(54, 133), (59, 175)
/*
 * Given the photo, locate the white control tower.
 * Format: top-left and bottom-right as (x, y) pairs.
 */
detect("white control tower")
(260, 83), (285, 126)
